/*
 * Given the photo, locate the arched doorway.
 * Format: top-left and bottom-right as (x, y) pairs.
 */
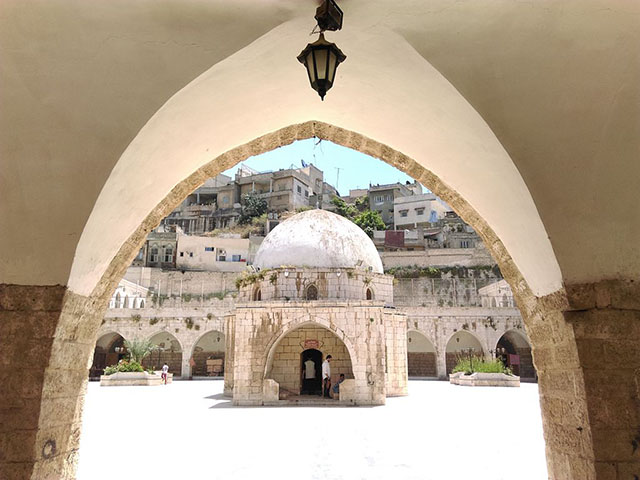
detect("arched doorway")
(191, 331), (225, 377)
(305, 284), (318, 300)
(407, 331), (437, 378)
(445, 331), (484, 375)
(496, 330), (536, 381)
(300, 348), (322, 395)
(266, 324), (353, 399)
(143, 332), (183, 376)
(89, 332), (126, 380)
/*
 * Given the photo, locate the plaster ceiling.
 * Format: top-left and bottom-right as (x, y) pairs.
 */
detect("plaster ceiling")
(1, 0), (637, 295)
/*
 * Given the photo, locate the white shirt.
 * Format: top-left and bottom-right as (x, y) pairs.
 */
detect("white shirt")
(161, 365), (169, 374)
(322, 360), (331, 380)
(304, 360), (316, 379)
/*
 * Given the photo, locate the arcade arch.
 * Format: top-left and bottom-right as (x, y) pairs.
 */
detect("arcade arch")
(143, 331), (183, 376)
(89, 332), (127, 379)
(496, 330), (536, 381)
(406, 331), (437, 378)
(190, 330), (225, 378)
(445, 331), (484, 375)
(265, 323), (353, 397)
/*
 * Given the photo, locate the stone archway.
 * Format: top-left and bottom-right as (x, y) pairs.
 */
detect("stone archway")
(406, 330), (437, 378)
(143, 331), (183, 376)
(190, 330), (225, 377)
(265, 323), (354, 398)
(445, 331), (484, 375)
(89, 332), (127, 380)
(31, 122), (567, 479)
(496, 330), (536, 381)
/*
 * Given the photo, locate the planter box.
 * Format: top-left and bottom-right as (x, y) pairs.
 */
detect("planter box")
(100, 371), (173, 386)
(449, 372), (519, 387)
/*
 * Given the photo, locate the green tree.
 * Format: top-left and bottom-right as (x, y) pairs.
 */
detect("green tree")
(354, 195), (369, 212)
(330, 196), (357, 219)
(239, 191), (268, 224)
(123, 338), (158, 364)
(354, 210), (386, 237)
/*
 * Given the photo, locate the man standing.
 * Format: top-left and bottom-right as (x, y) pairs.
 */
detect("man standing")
(322, 355), (332, 398)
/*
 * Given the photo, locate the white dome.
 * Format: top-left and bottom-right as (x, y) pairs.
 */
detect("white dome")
(254, 210), (383, 273)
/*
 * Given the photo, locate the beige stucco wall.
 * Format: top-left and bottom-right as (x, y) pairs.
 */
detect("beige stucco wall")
(1, 0), (638, 302)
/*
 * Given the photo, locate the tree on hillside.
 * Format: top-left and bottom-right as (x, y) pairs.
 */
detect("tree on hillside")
(354, 195), (369, 212)
(354, 210), (386, 237)
(239, 191), (268, 225)
(330, 196), (357, 219)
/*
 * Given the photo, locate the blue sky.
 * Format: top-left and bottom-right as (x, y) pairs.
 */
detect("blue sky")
(222, 138), (419, 196)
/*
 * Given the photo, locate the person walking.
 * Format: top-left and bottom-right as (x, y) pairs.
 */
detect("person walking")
(161, 362), (169, 385)
(322, 355), (332, 398)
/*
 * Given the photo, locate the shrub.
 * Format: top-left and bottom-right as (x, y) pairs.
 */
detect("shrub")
(452, 355), (512, 375)
(103, 359), (145, 376)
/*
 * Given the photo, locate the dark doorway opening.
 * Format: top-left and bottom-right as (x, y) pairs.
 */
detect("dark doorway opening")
(300, 348), (322, 395)
(496, 336), (518, 375)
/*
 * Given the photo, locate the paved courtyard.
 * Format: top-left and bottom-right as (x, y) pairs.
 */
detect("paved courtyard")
(77, 380), (547, 480)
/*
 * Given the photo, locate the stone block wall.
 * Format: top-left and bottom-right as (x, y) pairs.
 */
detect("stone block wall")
(269, 326), (353, 394)
(384, 312), (408, 396)
(237, 268), (393, 303)
(230, 302), (391, 406)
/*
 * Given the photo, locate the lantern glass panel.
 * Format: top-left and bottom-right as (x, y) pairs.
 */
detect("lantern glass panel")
(306, 52), (316, 82)
(327, 50), (337, 83)
(314, 48), (328, 80)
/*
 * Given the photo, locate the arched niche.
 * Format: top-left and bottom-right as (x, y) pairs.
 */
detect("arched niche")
(90, 332), (126, 380)
(445, 331), (484, 375)
(144, 331), (183, 376)
(496, 330), (536, 380)
(191, 330), (225, 377)
(406, 330), (437, 378)
(265, 322), (353, 397)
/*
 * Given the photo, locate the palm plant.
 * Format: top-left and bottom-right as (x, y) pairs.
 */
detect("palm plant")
(123, 338), (158, 364)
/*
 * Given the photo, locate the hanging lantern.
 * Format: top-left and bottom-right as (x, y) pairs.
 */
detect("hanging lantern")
(297, 33), (346, 100)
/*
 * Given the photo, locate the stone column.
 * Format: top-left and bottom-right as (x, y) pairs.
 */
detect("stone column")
(181, 353), (191, 379)
(529, 281), (640, 480)
(436, 347), (447, 380)
(0, 285), (102, 480)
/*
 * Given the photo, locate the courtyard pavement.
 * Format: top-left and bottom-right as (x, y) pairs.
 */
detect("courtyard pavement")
(77, 380), (547, 480)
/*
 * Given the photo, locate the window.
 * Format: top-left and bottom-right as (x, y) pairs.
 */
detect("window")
(163, 247), (173, 263)
(416, 208), (425, 216)
(179, 252), (184, 257)
(189, 252), (193, 257)
(366, 288), (373, 300)
(205, 247), (214, 252)
(222, 197), (229, 204)
(461, 240), (470, 248)
(150, 245), (159, 263)
(385, 194), (392, 202)
(232, 254), (241, 262)
(305, 190), (309, 197)
(400, 210), (408, 217)
(305, 285), (318, 300)
(297, 185), (302, 194)
(374, 195), (383, 204)
(217, 249), (227, 262)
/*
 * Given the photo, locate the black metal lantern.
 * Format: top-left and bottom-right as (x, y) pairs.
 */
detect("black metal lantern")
(297, 33), (346, 100)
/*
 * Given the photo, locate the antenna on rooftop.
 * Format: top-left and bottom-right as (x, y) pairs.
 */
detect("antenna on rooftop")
(335, 166), (343, 192)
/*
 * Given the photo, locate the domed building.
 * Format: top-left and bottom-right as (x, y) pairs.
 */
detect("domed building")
(224, 210), (408, 406)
